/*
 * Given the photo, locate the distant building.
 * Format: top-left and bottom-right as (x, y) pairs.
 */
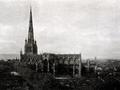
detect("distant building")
(20, 7), (82, 77)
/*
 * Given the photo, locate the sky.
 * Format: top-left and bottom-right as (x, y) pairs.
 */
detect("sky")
(0, 0), (120, 59)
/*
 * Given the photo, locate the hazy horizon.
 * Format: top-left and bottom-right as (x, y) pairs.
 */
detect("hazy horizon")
(0, 0), (120, 59)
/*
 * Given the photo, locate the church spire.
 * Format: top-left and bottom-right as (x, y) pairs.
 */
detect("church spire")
(28, 6), (34, 43)
(24, 6), (38, 55)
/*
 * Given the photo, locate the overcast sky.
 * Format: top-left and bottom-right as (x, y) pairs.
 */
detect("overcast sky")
(0, 0), (120, 59)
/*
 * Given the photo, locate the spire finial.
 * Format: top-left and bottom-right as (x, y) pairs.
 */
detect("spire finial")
(29, 5), (33, 27)
(28, 5), (34, 42)
(30, 5), (32, 14)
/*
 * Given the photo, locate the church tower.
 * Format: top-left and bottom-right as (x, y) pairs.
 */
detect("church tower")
(24, 7), (38, 55)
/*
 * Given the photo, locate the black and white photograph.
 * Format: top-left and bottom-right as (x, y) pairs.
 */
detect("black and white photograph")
(0, 0), (120, 90)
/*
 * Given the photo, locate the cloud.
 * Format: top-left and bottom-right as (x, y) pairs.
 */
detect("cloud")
(0, 0), (120, 59)
(0, 0), (25, 2)
(31, 0), (120, 59)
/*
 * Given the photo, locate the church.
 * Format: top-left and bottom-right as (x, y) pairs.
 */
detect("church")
(20, 8), (82, 77)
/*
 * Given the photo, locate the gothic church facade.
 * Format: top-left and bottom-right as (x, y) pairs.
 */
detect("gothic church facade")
(20, 8), (82, 77)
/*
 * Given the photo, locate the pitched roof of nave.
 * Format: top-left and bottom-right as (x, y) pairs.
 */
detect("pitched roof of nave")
(21, 53), (81, 65)
(21, 54), (42, 64)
